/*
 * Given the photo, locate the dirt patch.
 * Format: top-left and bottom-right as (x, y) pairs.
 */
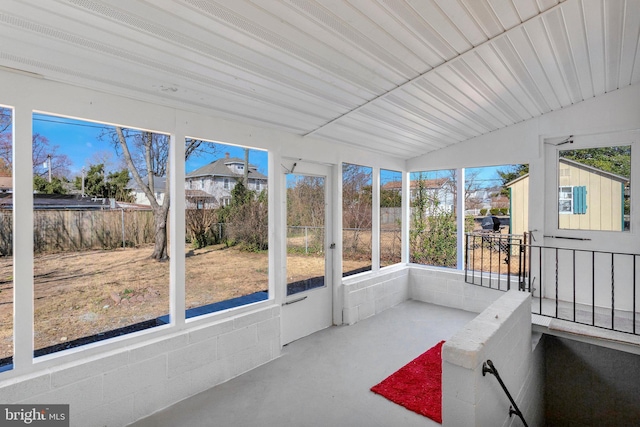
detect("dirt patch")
(0, 244), (371, 360)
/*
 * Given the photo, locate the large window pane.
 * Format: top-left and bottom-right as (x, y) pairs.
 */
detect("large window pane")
(286, 174), (325, 295)
(0, 106), (12, 369)
(380, 169), (402, 267)
(342, 163), (372, 276)
(185, 143), (268, 317)
(409, 169), (457, 267)
(465, 164), (529, 282)
(32, 113), (169, 356)
(558, 146), (630, 231)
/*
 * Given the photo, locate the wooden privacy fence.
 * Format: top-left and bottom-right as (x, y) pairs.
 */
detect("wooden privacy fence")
(0, 209), (156, 255)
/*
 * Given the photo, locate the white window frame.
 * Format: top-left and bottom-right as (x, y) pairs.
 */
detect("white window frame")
(558, 186), (573, 214)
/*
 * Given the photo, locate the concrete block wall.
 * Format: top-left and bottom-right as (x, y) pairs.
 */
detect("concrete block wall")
(410, 266), (503, 313)
(342, 265), (409, 325)
(0, 305), (281, 427)
(441, 290), (544, 427)
(343, 265), (507, 326)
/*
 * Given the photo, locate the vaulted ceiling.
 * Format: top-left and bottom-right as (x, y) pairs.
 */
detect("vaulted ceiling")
(1, 0), (639, 160)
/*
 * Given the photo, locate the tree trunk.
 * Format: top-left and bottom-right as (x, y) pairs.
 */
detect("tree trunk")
(150, 209), (169, 260)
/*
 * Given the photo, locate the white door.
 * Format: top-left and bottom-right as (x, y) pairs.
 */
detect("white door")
(282, 163), (333, 344)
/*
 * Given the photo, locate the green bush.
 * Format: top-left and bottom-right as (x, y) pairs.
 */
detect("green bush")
(479, 208), (488, 216)
(408, 175), (458, 268)
(490, 208), (500, 215)
(499, 208), (509, 215)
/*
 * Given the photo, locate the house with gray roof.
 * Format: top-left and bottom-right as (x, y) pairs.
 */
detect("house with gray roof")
(185, 153), (267, 209)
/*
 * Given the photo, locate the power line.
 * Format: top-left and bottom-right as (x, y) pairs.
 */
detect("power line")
(32, 115), (110, 131)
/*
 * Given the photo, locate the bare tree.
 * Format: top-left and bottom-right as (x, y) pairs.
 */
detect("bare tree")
(342, 164), (372, 256)
(105, 127), (219, 261)
(114, 127), (170, 260)
(444, 169), (482, 214)
(186, 204), (219, 249)
(31, 134), (73, 179)
(0, 118), (72, 179)
(287, 176), (325, 228)
(0, 107), (10, 134)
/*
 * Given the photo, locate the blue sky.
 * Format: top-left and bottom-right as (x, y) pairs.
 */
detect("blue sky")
(33, 113), (108, 175)
(32, 113), (268, 177)
(31, 112), (515, 188)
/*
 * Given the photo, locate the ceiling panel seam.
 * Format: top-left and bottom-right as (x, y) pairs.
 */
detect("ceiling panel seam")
(384, 92), (477, 140)
(376, 95), (474, 141)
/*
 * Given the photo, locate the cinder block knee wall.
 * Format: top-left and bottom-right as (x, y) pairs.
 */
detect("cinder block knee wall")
(0, 305), (281, 427)
(442, 290), (545, 427)
(343, 267), (545, 427)
(342, 264), (504, 324)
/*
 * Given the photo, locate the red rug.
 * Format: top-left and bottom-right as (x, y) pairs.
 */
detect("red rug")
(370, 340), (444, 424)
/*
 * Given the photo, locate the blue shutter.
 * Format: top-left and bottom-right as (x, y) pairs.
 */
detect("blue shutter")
(573, 186), (587, 214)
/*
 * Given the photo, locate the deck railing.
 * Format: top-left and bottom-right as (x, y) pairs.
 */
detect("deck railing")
(464, 232), (528, 292)
(465, 232), (640, 336)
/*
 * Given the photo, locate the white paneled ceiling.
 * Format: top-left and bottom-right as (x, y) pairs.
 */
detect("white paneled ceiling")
(0, 0), (638, 160)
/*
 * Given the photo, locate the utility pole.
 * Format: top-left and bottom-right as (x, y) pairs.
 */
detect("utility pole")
(47, 154), (52, 183)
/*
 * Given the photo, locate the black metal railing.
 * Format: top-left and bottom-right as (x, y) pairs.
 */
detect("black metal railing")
(526, 245), (639, 335)
(465, 233), (640, 336)
(482, 360), (529, 427)
(465, 232), (528, 292)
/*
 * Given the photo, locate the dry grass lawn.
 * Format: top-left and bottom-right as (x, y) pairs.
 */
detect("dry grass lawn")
(0, 243), (370, 360)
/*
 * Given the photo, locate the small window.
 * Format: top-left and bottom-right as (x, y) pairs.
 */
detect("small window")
(559, 186), (573, 214)
(222, 197), (230, 207)
(223, 178), (229, 190)
(256, 180), (261, 191)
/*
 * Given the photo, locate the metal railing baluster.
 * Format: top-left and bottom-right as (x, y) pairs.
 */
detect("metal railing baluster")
(464, 233), (640, 336)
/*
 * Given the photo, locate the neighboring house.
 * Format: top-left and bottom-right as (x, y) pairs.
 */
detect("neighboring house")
(466, 186), (507, 213)
(508, 158), (629, 235)
(382, 178), (455, 214)
(185, 153), (267, 208)
(185, 189), (216, 210)
(127, 176), (167, 206)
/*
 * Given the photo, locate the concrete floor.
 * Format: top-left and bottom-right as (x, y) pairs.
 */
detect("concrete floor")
(532, 296), (640, 334)
(128, 300), (477, 427)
